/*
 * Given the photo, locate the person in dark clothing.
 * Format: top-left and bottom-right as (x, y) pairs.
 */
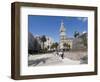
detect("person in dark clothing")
(60, 49), (64, 59)
(59, 50), (64, 59)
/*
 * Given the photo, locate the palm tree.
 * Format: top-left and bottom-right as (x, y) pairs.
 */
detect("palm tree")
(41, 35), (47, 52)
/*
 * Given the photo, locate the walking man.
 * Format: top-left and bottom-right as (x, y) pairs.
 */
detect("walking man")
(61, 50), (64, 59)
(59, 49), (64, 59)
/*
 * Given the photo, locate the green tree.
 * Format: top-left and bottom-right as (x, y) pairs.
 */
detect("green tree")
(63, 43), (70, 51)
(63, 43), (68, 51)
(54, 42), (59, 50)
(51, 42), (58, 51)
(74, 31), (80, 38)
(51, 43), (55, 50)
(68, 44), (70, 50)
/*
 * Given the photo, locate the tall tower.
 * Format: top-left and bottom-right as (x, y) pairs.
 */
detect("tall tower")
(59, 20), (66, 49)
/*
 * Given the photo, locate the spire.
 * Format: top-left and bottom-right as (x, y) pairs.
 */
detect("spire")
(61, 19), (64, 25)
(60, 19), (66, 32)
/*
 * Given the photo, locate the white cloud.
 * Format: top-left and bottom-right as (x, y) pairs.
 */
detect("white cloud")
(82, 30), (87, 34)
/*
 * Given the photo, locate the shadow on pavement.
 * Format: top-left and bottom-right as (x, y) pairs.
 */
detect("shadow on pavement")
(28, 57), (50, 66)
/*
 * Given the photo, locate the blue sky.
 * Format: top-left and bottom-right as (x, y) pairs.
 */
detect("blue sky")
(28, 15), (88, 42)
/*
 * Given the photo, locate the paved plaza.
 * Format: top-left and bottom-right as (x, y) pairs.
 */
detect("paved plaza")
(28, 51), (87, 66)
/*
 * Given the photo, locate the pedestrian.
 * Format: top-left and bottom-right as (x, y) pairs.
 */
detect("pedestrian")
(61, 50), (64, 59)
